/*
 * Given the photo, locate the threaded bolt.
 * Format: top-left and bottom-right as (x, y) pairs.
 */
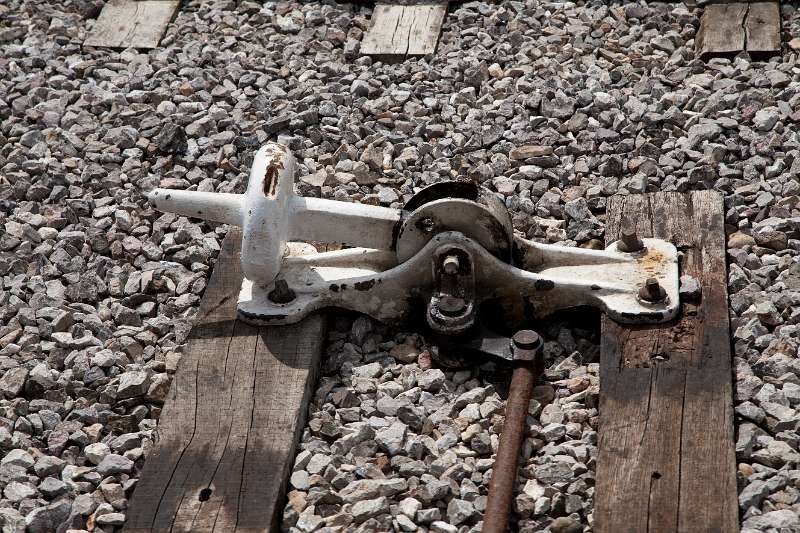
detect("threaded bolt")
(620, 228), (643, 252)
(619, 216), (644, 252)
(268, 279), (296, 304)
(639, 277), (666, 302)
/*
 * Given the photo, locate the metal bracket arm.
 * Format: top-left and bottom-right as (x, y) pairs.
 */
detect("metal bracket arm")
(238, 231), (679, 326)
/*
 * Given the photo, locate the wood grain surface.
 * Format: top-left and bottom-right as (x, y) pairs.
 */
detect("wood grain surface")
(595, 191), (738, 533)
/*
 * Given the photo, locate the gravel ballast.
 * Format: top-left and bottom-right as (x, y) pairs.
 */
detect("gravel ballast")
(2, 0), (800, 532)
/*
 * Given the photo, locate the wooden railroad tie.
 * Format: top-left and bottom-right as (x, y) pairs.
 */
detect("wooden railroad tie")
(361, 1), (448, 59)
(84, 0), (180, 50)
(595, 191), (739, 532)
(696, 1), (781, 59)
(124, 229), (327, 533)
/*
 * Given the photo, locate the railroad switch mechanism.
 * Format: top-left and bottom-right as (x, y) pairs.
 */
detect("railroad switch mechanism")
(147, 142), (681, 333)
(146, 142), (686, 531)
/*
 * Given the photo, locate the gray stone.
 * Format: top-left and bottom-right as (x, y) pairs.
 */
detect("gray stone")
(739, 479), (770, 509)
(398, 497), (422, 518)
(446, 498), (476, 525)
(0, 367), (28, 397)
(534, 461), (574, 485)
(96, 512), (127, 526)
(375, 421), (407, 455)
(679, 275), (702, 301)
(430, 521), (458, 533)
(25, 500), (71, 533)
(38, 477), (69, 498)
(418, 369), (446, 392)
(339, 478), (407, 502)
(117, 370), (150, 399)
(33, 456), (65, 478)
(351, 496), (389, 522)
(3, 481), (36, 502)
(753, 107), (780, 131)
(2, 449), (34, 469)
(550, 516), (583, 533)
(96, 454), (134, 476)
(742, 509), (799, 530)
(84, 442), (111, 464)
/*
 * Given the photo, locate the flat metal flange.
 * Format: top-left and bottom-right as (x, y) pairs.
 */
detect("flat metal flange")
(237, 232), (680, 326)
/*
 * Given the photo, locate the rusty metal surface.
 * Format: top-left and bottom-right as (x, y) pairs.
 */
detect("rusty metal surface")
(483, 364), (539, 532)
(427, 245), (477, 334)
(510, 330), (544, 362)
(482, 331), (544, 533)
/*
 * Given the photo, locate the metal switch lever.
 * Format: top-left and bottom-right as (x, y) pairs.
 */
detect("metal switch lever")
(148, 143), (401, 291)
(146, 143), (681, 329)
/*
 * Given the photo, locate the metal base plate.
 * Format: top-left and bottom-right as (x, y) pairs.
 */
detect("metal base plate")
(235, 234), (680, 327)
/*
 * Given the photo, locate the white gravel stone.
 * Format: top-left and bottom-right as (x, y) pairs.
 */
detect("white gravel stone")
(84, 442), (111, 465)
(2, 449), (34, 469)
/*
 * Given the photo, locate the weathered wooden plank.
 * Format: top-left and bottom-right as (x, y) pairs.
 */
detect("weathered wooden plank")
(745, 2), (781, 56)
(124, 229), (326, 533)
(407, 4), (447, 55)
(361, 5), (403, 56)
(361, 2), (447, 58)
(595, 191), (738, 533)
(696, 2), (780, 59)
(84, 0), (180, 50)
(696, 3), (747, 59)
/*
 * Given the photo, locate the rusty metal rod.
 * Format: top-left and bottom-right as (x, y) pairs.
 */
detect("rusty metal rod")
(483, 330), (544, 533)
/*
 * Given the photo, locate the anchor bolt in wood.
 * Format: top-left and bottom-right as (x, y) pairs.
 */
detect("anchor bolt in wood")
(639, 277), (667, 303)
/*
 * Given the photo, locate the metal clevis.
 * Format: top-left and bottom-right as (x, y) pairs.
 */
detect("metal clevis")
(147, 143), (680, 336)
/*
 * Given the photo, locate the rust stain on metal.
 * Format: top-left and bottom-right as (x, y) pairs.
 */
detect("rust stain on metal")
(263, 152), (284, 198)
(354, 279), (376, 291)
(477, 214), (512, 256)
(637, 249), (666, 276)
(483, 350), (544, 533)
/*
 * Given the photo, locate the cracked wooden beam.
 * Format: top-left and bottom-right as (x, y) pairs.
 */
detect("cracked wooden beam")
(595, 192), (738, 533)
(84, 0), (180, 50)
(361, 2), (448, 58)
(696, 2), (780, 60)
(124, 230), (327, 533)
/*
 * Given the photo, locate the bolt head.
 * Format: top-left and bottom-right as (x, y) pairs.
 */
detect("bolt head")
(619, 230), (643, 252)
(512, 330), (542, 350)
(442, 255), (460, 275)
(639, 277), (666, 302)
(618, 215), (644, 252)
(268, 279), (296, 304)
(438, 295), (466, 316)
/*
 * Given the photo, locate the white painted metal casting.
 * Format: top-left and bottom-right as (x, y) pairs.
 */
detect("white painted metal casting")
(147, 142), (681, 329)
(148, 143), (400, 290)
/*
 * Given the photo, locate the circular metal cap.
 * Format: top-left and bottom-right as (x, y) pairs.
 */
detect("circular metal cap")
(512, 330), (542, 350)
(438, 296), (467, 316)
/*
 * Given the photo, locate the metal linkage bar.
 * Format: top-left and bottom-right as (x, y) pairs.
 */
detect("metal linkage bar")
(483, 331), (545, 533)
